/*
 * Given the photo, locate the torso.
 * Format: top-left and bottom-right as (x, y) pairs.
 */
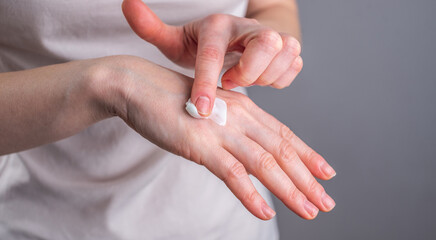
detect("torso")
(0, 1), (278, 239)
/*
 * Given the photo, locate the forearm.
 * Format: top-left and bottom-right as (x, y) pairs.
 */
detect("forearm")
(0, 58), (120, 155)
(246, 0), (301, 41)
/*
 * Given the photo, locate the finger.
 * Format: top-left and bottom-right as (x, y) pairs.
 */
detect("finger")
(244, 119), (336, 212)
(221, 79), (239, 90)
(223, 134), (319, 220)
(255, 35), (301, 86)
(222, 29), (283, 87)
(248, 104), (336, 180)
(270, 55), (303, 89)
(202, 147), (276, 220)
(191, 17), (231, 116)
(122, 0), (183, 58)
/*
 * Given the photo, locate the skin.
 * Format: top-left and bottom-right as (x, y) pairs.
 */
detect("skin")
(0, 0), (336, 220)
(246, 0), (301, 39)
(122, 0), (304, 116)
(0, 56), (335, 220)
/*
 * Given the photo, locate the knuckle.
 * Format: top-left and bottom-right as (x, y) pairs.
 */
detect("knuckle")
(304, 149), (322, 167)
(286, 187), (301, 203)
(280, 125), (296, 141)
(257, 30), (283, 52)
(247, 18), (259, 25)
(242, 190), (259, 204)
(304, 148), (316, 161)
(283, 36), (301, 57)
(257, 152), (277, 172)
(179, 143), (195, 164)
(225, 162), (247, 181)
(226, 100), (244, 114)
(308, 179), (324, 195)
(198, 46), (223, 62)
(237, 94), (253, 108)
(227, 92), (252, 110)
(204, 14), (228, 27)
(279, 141), (298, 164)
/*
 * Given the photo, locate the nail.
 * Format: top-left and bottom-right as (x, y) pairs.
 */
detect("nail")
(222, 79), (238, 90)
(304, 200), (318, 218)
(322, 192), (336, 211)
(195, 96), (210, 116)
(321, 163), (336, 178)
(261, 202), (276, 219)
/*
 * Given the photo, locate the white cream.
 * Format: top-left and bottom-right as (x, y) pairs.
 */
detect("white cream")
(185, 98), (227, 126)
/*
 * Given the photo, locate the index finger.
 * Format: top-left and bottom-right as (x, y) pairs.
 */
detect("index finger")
(190, 17), (231, 117)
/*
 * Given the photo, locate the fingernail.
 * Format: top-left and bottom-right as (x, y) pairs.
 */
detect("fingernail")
(195, 96), (210, 116)
(322, 192), (336, 211)
(321, 163), (336, 178)
(222, 79), (238, 90)
(304, 200), (318, 218)
(261, 202), (276, 219)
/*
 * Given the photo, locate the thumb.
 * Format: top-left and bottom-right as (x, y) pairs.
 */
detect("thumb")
(122, 0), (182, 57)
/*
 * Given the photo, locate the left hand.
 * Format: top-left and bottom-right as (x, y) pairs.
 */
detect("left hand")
(122, 0), (303, 117)
(96, 55), (335, 220)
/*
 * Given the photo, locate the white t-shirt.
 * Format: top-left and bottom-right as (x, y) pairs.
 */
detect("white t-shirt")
(0, 1), (279, 239)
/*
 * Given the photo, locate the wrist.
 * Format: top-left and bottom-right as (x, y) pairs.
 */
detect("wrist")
(83, 56), (132, 121)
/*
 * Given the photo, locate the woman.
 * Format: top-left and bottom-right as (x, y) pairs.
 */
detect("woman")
(0, 0), (336, 239)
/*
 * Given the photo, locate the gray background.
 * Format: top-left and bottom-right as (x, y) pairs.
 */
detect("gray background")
(247, 0), (436, 239)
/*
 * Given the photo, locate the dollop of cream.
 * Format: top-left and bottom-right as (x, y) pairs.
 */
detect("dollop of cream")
(185, 98), (227, 126)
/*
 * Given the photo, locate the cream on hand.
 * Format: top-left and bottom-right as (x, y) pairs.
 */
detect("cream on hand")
(185, 98), (227, 126)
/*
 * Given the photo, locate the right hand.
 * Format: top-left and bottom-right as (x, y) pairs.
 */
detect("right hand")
(122, 0), (303, 117)
(97, 55), (336, 220)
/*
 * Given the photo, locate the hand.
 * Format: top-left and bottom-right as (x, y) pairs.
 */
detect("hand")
(98, 55), (335, 220)
(122, 0), (303, 116)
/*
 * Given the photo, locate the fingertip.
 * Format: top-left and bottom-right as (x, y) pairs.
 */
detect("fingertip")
(247, 196), (276, 221)
(222, 79), (239, 90)
(191, 80), (218, 117)
(191, 87), (215, 117)
(261, 201), (276, 220)
(303, 200), (319, 220)
(122, 0), (171, 46)
(194, 96), (212, 117)
(295, 55), (303, 68)
(320, 162), (337, 180)
(304, 151), (336, 181)
(121, 0), (130, 15)
(122, 0), (143, 16)
(321, 192), (336, 212)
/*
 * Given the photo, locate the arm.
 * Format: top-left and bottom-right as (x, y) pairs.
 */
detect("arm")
(247, 0), (301, 41)
(0, 59), (117, 155)
(0, 55), (335, 220)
